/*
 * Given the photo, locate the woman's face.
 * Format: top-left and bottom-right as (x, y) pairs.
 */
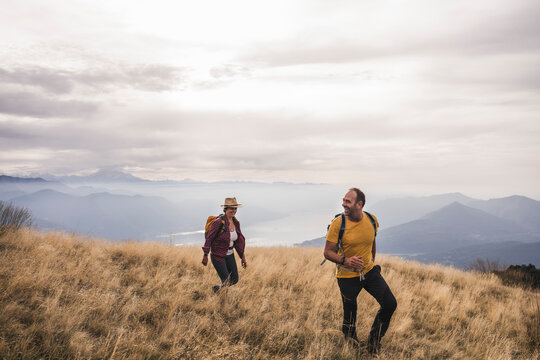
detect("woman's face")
(225, 207), (238, 216)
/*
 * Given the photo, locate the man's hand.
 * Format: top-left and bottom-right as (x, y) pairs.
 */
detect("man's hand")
(241, 255), (247, 269)
(202, 254), (208, 266)
(344, 256), (363, 269)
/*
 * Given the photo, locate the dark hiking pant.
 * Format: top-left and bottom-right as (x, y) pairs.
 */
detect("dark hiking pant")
(211, 253), (239, 286)
(337, 265), (397, 345)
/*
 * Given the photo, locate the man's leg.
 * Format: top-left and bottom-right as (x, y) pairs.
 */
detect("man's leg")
(363, 265), (397, 351)
(337, 277), (363, 340)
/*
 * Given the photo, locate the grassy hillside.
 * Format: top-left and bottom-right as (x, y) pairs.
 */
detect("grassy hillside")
(0, 229), (538, 359)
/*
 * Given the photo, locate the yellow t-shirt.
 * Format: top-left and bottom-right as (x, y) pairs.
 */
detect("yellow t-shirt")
(326, 212), (378, 278)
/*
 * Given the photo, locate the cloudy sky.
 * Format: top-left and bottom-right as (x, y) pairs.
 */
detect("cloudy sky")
(1, 0), (539, 198)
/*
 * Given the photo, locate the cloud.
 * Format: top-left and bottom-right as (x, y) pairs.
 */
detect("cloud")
(236, 1), (540, 68)
(0, 67), (74, 94)
(78, 64), (189, 92)
(0, 64), (188, 94)
(209, 64), (251, 79)
(0, 91), (98, 118)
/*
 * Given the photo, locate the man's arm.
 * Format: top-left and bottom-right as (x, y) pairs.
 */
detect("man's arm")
(324, 241), (342, 264)
(324, 241), (364, 269)
(372, 238), (376, 261)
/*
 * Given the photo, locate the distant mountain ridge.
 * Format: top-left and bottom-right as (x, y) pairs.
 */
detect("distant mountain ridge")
(9, 189), (198, 240)
(404, 241), (540, 268)
(467, 195), (540, 233)
(370, 192), (475, 228)
(35, 170), (318, 186)
(377, 202), (540, 254)
(0, 175), (71, 201)
(40, 169), (149, 183)
(0, 175), (48, 183)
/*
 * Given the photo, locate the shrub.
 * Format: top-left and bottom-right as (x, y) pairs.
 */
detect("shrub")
(468, 257), (506, 273)
(0, 201), (33, 236)
(494, 264), (540, 290)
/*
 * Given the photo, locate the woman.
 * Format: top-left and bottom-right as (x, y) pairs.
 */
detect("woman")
(202, 197), (247, 292)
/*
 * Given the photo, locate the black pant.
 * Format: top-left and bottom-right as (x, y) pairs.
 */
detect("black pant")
(211, 253), (239, 286)
(337, 265), (397, 344)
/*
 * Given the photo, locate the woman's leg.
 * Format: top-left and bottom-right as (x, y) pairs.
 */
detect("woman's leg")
(211, 254), (231, 284)
(224, 253), (239, 285)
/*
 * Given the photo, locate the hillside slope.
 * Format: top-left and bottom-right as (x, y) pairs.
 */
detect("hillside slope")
(0, 229), (538, 359)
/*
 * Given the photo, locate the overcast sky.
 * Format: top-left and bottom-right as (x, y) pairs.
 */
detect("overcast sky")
(1, 0), (539, 199)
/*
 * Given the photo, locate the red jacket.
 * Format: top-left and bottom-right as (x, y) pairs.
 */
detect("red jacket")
(202, 216), (245, 262)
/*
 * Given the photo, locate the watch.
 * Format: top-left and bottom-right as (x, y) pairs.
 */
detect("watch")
(340, 256), (345, 265)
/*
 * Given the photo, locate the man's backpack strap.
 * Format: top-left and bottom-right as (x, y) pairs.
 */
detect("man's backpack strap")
(364, 211), (377, 238)
(336, 213), (346, 255)
(320, 213), (345, 265)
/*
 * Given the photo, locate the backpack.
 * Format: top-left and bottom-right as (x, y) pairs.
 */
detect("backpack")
(205, 214), (226, 238)
(320, 211), (378, 265)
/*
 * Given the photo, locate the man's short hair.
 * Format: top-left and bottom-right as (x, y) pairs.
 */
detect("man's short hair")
(349, 188), (366, 206)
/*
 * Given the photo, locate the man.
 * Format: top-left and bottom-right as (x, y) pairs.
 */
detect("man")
(324, 188), (397, 354)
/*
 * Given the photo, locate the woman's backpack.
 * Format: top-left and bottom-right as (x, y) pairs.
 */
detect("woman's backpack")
(205, 214), (225, 238)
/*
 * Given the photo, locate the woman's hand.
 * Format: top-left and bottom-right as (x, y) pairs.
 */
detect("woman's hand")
(241, 255), (247, 269)
(202, 254), (208, 266)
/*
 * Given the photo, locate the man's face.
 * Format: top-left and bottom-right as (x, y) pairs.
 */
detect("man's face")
(342, 190), (363, 217)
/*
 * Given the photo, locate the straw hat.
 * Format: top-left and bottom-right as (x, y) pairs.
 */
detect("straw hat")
(221, 197), (243, 208)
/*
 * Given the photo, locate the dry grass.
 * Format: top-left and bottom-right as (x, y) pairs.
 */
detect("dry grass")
(0, 228), (538, 359)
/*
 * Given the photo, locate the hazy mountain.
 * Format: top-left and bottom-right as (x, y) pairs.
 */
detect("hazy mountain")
(466, 195), (540, 233)
(295, 236), (325, 247)
(0, 175), (48, 183)
(41, 169), (149, 183)
(10, 189), (194, 240)
(0, 175), (72, 196)
(377, 202), (540, 254)
(405, 241), (540, 268)
(370, 193), (476, 228)
(0, 190), (27, 201)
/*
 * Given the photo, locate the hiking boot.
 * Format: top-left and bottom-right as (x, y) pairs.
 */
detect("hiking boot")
(344, 333), (361, 348)
(342, 324), (360, 348)
(366, 339), (381, 355)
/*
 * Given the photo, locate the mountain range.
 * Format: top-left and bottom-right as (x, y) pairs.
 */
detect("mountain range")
(9, 189), (200, 240)
(376, 201), (540, 254)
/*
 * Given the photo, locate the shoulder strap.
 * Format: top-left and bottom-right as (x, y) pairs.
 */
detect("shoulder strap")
(337, 213), (346, 255)
(217, 214), (225, 233)
(320, 213), (345, 266)
(364, 211), (377, 238)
